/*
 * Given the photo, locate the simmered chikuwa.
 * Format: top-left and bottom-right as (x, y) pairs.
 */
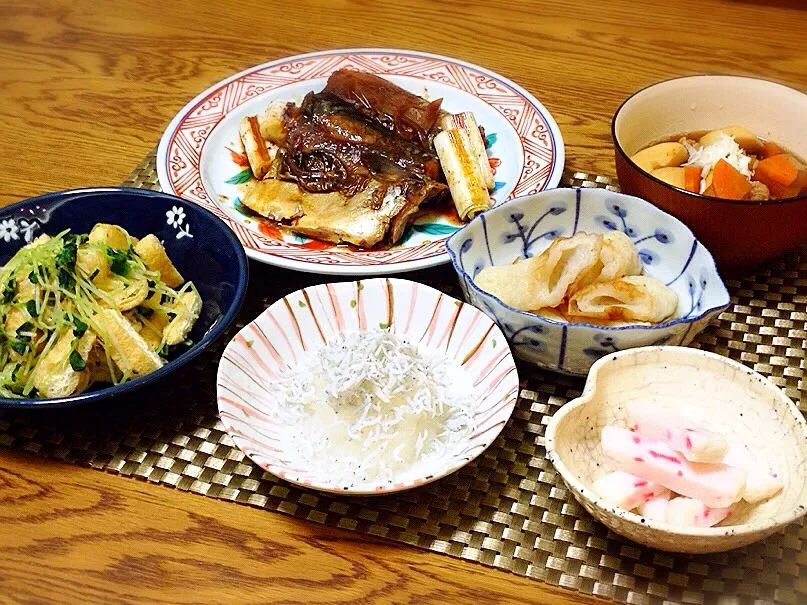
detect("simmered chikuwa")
(630, 126), (807, 201)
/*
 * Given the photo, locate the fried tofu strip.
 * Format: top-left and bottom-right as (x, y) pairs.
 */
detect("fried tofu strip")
(103, 276), (150, 311)
(164, 288), (202, 346)
(134, 234), (184, 288)
(94, 308), (164, 376)
(86, 343), (121, 385)
(90, 224), (136, 250)
(77, 247), (112, 284)
(127, 309), (170, 351)
(31, 330), (96, 398)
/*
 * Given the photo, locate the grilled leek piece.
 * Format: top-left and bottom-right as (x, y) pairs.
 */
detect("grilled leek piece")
(239, 115), (275, 180)
(434, 127), (491, 220)
(259, 100), (288, 145)
(439, 112), (494, 189)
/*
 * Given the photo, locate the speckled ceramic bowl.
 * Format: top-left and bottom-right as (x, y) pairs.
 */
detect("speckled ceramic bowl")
(445, 188), (731, 376)
(545, 346), (807, 554)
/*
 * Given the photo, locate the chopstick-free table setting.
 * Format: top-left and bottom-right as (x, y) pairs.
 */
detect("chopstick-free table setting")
(3, 1), (807, 604)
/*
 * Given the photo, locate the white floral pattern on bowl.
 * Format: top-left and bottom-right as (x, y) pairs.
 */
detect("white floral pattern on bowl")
(216, 278), (519, 495)
(545, 346), (807, 554)
(165, 205), (193, 239)
(446, 188), (731, 375)
(0, 217), (40, 243)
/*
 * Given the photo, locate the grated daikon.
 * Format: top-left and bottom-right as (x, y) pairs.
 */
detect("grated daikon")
(683, 133), (753, 192)
(269, 329), (476, 487)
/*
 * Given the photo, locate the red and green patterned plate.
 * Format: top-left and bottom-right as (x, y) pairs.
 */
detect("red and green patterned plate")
(157, 49), (564, 275)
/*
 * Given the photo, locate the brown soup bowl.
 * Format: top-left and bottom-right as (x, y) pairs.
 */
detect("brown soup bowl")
(612, 75), (807, 274)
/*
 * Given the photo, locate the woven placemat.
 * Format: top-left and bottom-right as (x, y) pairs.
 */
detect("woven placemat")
(1, 150), (805, 605)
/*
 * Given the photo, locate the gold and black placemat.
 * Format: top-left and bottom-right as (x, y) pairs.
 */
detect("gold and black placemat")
(1, 150), (805, 605)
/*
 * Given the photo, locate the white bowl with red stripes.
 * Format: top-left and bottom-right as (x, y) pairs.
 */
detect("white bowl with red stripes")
(216, 278), (519, 494)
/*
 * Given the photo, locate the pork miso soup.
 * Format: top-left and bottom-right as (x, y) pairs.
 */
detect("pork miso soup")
(630, 126), (807, 201)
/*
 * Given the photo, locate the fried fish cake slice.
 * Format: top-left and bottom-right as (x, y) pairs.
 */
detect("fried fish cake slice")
(567, 275), (678, 323)
(474, 233), (603, 311)
(594, 231), (644, 284)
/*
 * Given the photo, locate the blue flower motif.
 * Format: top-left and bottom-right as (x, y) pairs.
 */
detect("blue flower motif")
(653, 228), (674, 244)
(508, 325), (546, 350)
(638, 248), (657, 265)
(597, 216), (619, 231)
(682, 272), (708, 318)
(606, 200), (628, 218)
(699, 267), (709, 290)
(634, 227), (674, 247)
(457, 237), (473, 273)
(501, 205), (567, 258)
(583, 333), (620, 359)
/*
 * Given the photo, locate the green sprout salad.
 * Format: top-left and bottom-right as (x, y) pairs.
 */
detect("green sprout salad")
(0, 224), (201, 399)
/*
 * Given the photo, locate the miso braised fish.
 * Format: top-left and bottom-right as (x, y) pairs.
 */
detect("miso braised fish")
(238, 69), (491, 248)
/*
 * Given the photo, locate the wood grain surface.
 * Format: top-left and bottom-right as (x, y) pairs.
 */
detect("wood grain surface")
(0, 450), (607, 605)
(1, 0), (806, 207)
(0, 1), (806, 603)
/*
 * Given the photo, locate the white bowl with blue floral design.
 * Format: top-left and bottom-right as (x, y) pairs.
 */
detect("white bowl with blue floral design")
(445, 188), (731, 375)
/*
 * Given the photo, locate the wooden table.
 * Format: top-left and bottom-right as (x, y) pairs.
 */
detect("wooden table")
(1, 1), (806, 603)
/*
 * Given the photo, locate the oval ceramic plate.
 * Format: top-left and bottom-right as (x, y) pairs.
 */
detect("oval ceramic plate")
(216, 278), (519, 494)
(157, 48), (564, 275)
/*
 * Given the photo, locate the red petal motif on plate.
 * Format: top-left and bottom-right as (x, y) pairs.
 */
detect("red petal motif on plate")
(297, 239), (336, 250)
(258, 221), (283, 240)
(227, 147), (250, 167)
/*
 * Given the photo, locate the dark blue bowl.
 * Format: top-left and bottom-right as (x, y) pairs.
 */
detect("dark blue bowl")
(0, 187), (249, 408)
